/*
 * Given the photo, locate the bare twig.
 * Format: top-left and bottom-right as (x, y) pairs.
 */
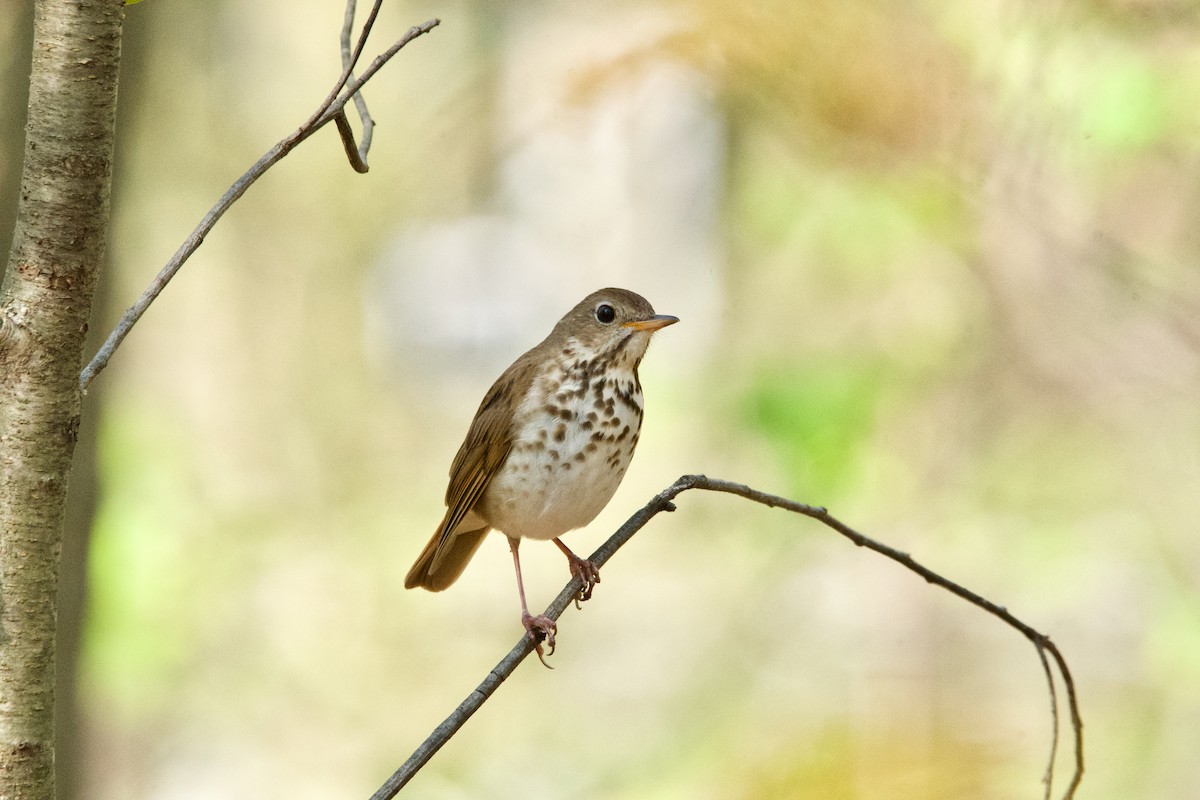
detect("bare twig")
(374, 474), (1084, 800)
(335, 113), (370, 174)
(336, 0), (377, 173)
(78, 10), (440, 391)
(1035, 644), (1060, 799)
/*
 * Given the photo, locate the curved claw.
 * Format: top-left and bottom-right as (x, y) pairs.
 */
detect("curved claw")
(568, 556), (601, 605)
(522, 612), (557, 668)
(553, 539), (602, 606)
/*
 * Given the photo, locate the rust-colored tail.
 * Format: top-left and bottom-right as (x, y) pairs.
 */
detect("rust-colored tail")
(404, 519), (490, 592)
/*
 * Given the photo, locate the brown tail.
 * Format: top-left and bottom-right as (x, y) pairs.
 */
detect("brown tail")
(404, 521), (490, 592)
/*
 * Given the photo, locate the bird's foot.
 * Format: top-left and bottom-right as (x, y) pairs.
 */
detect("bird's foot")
(567, 555), (601, 607)
(522, 612), (557, 668)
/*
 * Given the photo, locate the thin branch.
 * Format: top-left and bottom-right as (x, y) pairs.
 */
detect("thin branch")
(1035, 643), (1059, 800)
(1046, 642), (1086, 798)
(373, 474), (1084, 800)
(368, 482), (680, 800)
(336, 0), (377, 173)
(335, 112), (370, 174)
(78, 13), (440, 391)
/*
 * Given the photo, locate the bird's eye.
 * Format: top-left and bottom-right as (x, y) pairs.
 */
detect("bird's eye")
(595, 303), (616, 324)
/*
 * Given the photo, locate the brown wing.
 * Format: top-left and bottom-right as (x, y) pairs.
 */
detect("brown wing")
(404, 356), (537, 591)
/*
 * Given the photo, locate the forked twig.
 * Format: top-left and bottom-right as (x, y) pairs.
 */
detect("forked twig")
(373, 474), (1084, 800)
(78, 4), (439, 390)
(335, 0), (378, 173)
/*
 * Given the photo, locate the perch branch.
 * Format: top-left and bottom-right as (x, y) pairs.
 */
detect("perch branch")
(78, 7), (439, 391)
(372, 474), (1083, 800)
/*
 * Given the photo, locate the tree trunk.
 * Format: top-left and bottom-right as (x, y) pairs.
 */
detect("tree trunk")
(0, 1), (124, 797)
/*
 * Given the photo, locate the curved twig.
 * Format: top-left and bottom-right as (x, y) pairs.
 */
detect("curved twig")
(373, 474), (1084, 800)
(1035, 643), (1060, 800)
(78, 11), (440, 391)
(336, 0), (377, 173)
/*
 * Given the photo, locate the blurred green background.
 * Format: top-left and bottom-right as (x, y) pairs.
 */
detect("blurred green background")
(3, 0), (1199, 798)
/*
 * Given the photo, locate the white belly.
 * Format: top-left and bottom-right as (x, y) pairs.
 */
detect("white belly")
(480, 366), (643, 541)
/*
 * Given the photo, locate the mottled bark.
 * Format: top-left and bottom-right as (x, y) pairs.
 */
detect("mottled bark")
(0, 1), (124, 797)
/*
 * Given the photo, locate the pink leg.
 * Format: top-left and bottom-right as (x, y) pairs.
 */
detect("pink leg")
(553, 538), (601, 604)
(508, 536), (556, 667)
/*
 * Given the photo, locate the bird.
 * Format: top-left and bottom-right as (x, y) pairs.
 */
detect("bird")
(405, 288), (678, 664)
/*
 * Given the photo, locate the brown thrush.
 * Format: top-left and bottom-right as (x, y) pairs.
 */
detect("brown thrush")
(405, 288), (678, 664)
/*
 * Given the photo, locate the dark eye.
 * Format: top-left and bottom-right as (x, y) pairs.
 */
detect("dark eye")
(594, 303), (616, 324)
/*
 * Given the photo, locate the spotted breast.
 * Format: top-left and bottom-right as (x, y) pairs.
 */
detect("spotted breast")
(479, 334), (646, 541)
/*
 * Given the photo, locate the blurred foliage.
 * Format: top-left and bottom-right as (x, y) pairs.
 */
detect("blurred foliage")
(3, 0), (1199, 798)
(739, 360), (885, 499)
